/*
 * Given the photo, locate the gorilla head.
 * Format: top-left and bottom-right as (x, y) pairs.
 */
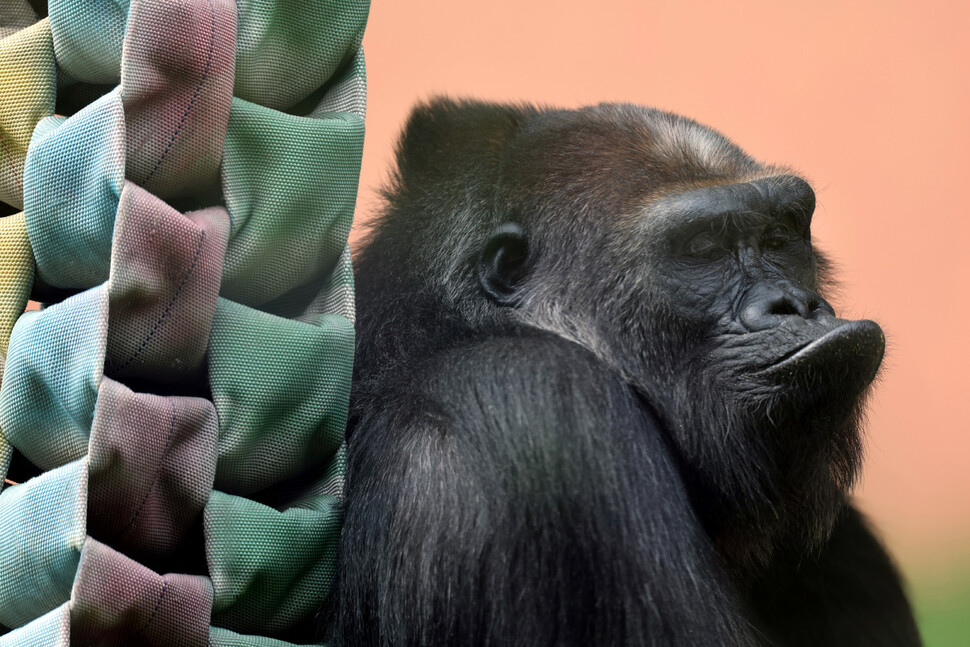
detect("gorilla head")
(341, 99), (912, 646)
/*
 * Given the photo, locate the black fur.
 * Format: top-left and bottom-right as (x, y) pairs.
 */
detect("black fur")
(327, 99), (921, 646)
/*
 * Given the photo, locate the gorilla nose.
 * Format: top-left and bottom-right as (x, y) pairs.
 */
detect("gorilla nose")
(739, 281), (828, 332)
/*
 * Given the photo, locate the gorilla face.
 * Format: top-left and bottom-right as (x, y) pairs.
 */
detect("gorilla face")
(643, 176), (882, 409)
(492, 105), (886, 572)
(633, 177), (884, 572)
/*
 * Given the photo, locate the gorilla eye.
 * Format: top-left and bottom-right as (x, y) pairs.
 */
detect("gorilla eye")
(760, 224), (801, 251)
(684, 231), (721, 258)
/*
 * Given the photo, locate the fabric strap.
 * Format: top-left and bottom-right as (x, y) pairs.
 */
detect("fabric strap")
(0, 1), (368, 644)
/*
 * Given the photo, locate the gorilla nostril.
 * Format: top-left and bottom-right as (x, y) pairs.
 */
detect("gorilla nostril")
(768, 299), (801, 317)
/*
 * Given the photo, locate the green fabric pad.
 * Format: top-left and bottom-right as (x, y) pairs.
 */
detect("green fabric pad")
(0, 289), (108, 470)
(209, 298), (353, 495)
(0, 604), (71, 646)
(0, 459), (87, 628)
(206, 467), (344, 635)
(220, 56), (364, 308)
(24, 94), (124, 289)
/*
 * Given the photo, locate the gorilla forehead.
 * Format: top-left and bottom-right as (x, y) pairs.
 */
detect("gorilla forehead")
(499, 103), (767, 215)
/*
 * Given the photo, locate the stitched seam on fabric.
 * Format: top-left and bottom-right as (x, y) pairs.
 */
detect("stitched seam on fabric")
(116, 228), (206, 373)
(141, 0), (217, 186)
(0, 137), (23, 190)
(133, 576), (168, 639)
(110, 399), (179, 541)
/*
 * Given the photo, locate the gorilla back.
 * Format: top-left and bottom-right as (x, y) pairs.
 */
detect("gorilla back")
(330, 99), (921, 646)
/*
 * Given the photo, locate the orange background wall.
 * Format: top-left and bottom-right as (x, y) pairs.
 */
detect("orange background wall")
(354, 1), (970, 582)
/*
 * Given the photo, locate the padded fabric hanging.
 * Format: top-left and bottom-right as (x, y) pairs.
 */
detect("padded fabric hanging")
(0, 0), (368, 644)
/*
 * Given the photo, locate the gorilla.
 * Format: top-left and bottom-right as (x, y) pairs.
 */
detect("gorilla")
(328, 99), (921, 646)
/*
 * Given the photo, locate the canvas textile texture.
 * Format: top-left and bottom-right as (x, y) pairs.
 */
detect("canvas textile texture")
(0, 0), (368, 644)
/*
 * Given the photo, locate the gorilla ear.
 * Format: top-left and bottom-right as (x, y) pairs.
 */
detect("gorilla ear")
(479, 223), (529, 306)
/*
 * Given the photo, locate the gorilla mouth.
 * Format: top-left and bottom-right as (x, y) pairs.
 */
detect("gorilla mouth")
(760, 319), (885, 388)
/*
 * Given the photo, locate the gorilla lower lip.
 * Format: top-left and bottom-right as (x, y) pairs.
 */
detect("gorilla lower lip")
(763, 319), (885, 383)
